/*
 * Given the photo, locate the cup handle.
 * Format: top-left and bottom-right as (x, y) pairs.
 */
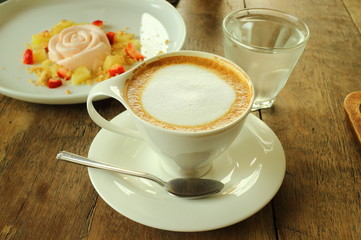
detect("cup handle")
(86, 77), (142, 139)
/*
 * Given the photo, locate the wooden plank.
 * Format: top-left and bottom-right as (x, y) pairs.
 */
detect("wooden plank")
(177, 0), (245, 55)
(0, 100), (100, 239)
(246, 0), (361, 239)
(344, 0), (361, 33)
(1, 0), (359, 239)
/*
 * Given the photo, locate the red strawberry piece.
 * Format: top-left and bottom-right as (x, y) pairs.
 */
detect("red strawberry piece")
(92, 20), (103, 27)
(57, 67), (70, 80)
(48, 78), (62, 88)
(106, 32), (115, 44)
(125, 42), (144, 60)
(108, 64), (125, 77)
(23, 49), (34, 65)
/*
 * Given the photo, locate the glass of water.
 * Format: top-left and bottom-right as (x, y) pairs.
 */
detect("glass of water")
(222, 8), (310, 110)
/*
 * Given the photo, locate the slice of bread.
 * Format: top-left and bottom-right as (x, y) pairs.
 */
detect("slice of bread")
(344, 91), (361, 146)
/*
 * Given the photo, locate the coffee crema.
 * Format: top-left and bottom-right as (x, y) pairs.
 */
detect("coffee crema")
(125, 55), (252, 132)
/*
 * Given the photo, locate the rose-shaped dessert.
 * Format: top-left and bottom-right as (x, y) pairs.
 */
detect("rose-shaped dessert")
(48, 24), (111, 71)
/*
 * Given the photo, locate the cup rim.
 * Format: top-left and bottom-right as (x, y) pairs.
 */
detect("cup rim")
(125, 50), (254, 136)
(222, 8), (310, 53)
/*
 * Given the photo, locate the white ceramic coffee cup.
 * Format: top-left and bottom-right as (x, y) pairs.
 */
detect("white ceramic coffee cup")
(87, 51), (254, 177)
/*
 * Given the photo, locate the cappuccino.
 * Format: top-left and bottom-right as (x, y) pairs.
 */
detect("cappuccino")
(125, 55), (252, 132)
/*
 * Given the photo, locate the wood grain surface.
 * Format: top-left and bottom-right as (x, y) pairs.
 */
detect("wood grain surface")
(1, 0), (360, 239)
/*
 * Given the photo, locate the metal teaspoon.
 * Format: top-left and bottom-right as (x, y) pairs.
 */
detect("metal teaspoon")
(56, 151), (224, 199)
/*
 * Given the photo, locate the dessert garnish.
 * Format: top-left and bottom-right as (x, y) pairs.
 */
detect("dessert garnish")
(23, 20), (144, 90)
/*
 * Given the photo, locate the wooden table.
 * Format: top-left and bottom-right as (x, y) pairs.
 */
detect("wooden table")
(1, 0), (360, 239)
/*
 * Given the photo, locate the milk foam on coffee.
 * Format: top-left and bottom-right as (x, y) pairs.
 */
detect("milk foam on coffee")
(126, 56), (252, 132)
(141, 64), (235, 126)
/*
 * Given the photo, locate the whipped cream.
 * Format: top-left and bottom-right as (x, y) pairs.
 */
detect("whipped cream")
(48, 24), (111, 71)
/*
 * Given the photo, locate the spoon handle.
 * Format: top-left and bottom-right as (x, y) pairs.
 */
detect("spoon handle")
(56, 151), (166, 187)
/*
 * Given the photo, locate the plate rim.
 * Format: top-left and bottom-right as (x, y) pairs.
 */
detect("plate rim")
(0, 0), (186, 104)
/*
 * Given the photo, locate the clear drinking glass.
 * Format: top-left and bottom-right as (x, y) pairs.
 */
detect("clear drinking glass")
(223, 8), (310, 110)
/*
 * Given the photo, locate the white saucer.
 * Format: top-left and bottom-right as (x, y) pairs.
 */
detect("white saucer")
(88, 112), (286, 232)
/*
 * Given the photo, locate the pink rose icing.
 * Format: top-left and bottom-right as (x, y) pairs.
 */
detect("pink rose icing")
(48, 24), (111, 71)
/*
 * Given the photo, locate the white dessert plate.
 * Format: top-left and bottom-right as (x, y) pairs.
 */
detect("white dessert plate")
(0, 0), (185, 104)
(87, 112), (286, 232)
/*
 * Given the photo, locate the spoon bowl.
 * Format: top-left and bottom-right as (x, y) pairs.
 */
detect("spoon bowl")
(56, 151), (224, 199)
